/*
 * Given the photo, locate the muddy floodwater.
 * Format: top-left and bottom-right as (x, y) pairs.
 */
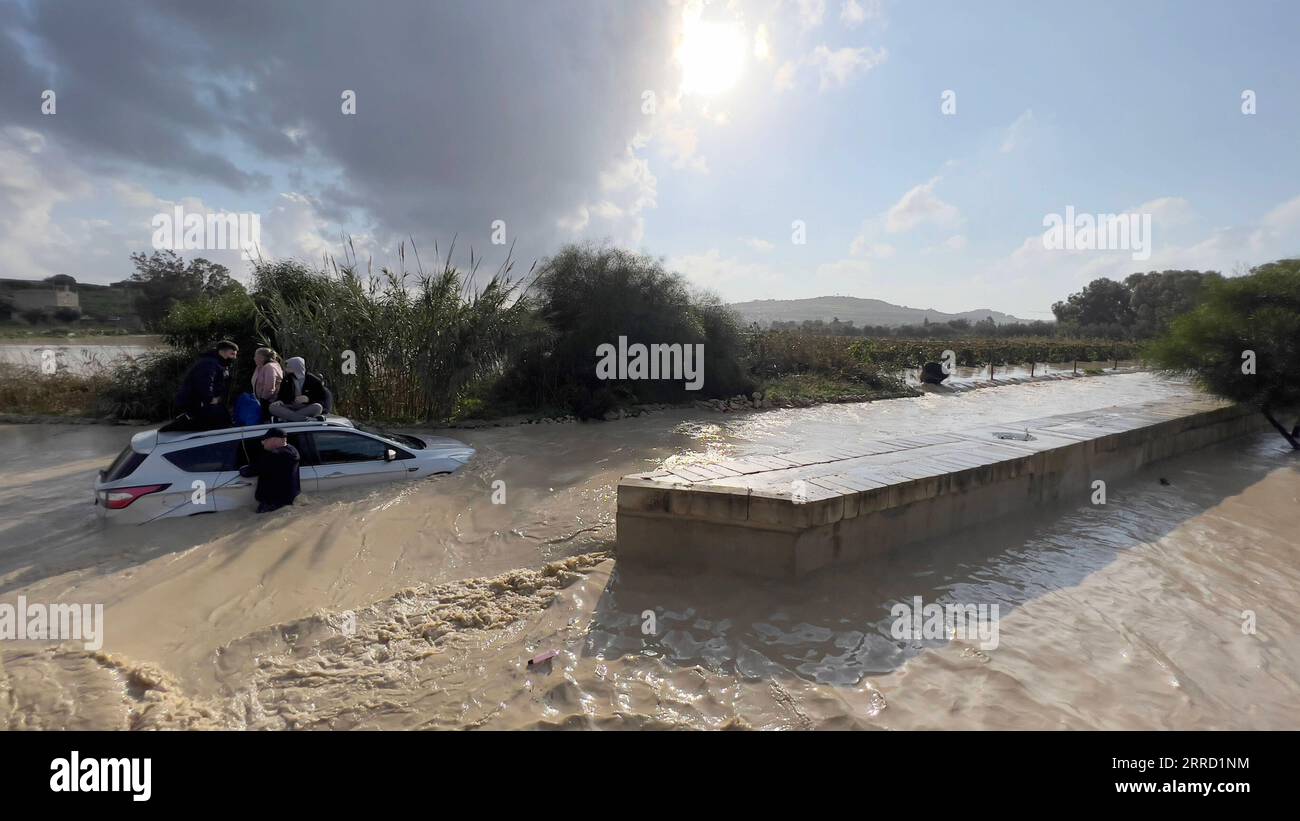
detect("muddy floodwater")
(1, 373), (1297, 729)
(0, 336), (163, 375)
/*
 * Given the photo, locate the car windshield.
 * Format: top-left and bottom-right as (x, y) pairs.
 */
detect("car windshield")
(355, 425), (425, 449)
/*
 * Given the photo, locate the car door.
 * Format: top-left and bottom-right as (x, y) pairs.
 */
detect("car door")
(230, 431), (320, 496)
(158, 436), (256, 515)
(306, 430), (403, 494)
(283, 432), (319, 493)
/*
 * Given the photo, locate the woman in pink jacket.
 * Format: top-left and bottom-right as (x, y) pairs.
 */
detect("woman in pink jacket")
(252, 347), (284, 420)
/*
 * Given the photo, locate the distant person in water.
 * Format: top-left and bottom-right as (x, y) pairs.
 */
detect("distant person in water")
(174, 340), (238, 430)
(251, 347), (283, 422)
(918, 361), (954, 394)
(239, 427), (301, 513)
(920, 361), (949, 385)
(268, 356), (332, 422)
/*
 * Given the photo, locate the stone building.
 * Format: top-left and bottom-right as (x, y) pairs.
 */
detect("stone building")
(0, 275), (81, 320)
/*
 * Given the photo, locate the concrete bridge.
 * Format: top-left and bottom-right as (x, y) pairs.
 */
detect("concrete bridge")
(616, 398), (1266, 577)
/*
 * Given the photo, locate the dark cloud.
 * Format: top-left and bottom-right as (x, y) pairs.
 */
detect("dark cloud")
(0, 0), (675, 257)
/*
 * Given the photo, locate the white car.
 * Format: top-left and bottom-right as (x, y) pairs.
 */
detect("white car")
(94, 416), (475, 524)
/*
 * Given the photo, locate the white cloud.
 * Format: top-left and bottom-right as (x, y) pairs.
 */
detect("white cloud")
(1132, 196), (1194, 227)
(257, 192), (345, 263)
(840, 0), (881, 27)
(742, 236), (776, 252)
(797, 0), (826, 31)
(668, 248), (783, 292)
(815, 258), (873, 280)
(809, 45), (887, 91)
(657, 120), (709, 172)
(1261, 194), (1300, 231)
(921, 234), (968, 255)
(849, 238), (896, 258)
(885, 176), (961, 233)
(0, 127), (295, 284)
(1000, 109), (1034, 153)
(561, 141), (658, 247)
(774, 60), (799, 92)
(989, 193), (1300, 315)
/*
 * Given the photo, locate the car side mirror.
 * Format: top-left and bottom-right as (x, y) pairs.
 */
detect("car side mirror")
(385, 448), (397, 462)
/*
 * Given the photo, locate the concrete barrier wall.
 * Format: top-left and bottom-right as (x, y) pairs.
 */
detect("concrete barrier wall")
(616, 399), (1268, 578)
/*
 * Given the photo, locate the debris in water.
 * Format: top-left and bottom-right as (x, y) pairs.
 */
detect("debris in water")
(528, 650), (559, 667)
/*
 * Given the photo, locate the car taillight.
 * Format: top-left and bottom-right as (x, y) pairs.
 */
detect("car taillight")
(101, 484), (170, 510)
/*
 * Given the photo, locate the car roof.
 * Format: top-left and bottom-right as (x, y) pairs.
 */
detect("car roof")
(133, 415), (357, 453)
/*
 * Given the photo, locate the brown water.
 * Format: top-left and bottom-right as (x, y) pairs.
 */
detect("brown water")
(1, 373), (1297, 729)
(0, 336), (162, 375)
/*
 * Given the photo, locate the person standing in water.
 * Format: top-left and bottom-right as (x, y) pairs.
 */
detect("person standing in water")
(238, 427), (301, 513)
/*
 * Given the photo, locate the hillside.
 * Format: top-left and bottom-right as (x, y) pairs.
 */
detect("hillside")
(729, 296), (1037, 328)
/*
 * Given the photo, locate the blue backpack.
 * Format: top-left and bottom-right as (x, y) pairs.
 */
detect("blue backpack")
(234, 392), (263, 427)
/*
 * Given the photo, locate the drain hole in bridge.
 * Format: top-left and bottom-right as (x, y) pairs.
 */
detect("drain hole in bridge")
(993, 431), (1036, 441)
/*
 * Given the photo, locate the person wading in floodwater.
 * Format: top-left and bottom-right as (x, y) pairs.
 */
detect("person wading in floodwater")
(238, 427), (301, 513)
(918, 361), (952, 393)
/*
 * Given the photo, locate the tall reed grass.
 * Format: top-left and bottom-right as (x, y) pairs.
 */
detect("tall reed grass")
(255, 239), (532, 422)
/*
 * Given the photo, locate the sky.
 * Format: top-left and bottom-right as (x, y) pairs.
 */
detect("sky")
(1, 0), (1297, 319)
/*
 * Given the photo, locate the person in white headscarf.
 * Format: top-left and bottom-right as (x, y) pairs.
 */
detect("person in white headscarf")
(268, 356), (333, 421)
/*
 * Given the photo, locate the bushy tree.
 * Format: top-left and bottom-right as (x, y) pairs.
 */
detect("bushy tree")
(1146, 259), (1300, 448)
(160, 287), (257, 352)
(1125, 269), (1222, 338)
(128, 250), (243, 329)
(1052, 278), (1133, 328)
(503, 244), (752, 417)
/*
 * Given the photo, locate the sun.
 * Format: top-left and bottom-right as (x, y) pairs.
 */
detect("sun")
(678, 19), (746, 96)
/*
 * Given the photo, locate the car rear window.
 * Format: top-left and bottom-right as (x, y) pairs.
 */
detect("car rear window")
(104, 446), (147, 481)
(163, 440), (250, 473)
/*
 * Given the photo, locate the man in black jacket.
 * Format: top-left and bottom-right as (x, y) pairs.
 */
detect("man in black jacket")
(239, 427), (301, 513)
(174, 341), (238, 430)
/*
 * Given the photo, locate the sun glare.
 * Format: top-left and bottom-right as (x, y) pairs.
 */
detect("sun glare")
(678, 20), (746, 96)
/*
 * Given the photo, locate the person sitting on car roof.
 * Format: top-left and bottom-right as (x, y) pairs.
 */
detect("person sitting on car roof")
(268, 356), (333, 422)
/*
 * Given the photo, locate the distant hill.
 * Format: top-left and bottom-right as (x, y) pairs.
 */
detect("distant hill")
(729, 296), (1038, 328)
